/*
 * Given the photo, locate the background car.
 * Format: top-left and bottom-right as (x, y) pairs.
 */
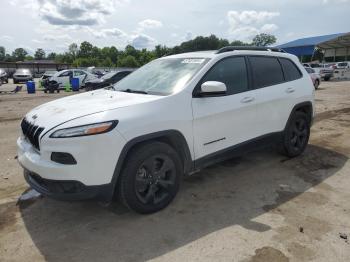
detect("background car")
(336, 61), (350, 69)
(84, 69), (134, 91)
(0, 68), (8, 83)
(305, 67), (321, 89)
(47, 69), (96, 88)
(303, 63), (333, 81)
(40, 70), (58, 81)
(13, 69), (33, 84)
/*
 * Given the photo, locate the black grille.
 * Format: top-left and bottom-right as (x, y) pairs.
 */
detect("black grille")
(21, 118), (44, 150)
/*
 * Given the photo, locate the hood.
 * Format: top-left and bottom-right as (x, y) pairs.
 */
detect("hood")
(25, 89), (161, 131)
(86, 78), (104, 84)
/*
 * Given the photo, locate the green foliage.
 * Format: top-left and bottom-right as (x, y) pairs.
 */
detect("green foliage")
(0, 46), (5, 61)
(25, 55), (34, 61)
(252, 33), (277, 47)
(1, 34), (277, 66)
(117, 55), (139, 68)
(12, 48), (28, 61)
(34, 48), (46, 60)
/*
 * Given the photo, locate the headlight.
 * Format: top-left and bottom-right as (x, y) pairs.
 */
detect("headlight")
(50, 121), (118, 138)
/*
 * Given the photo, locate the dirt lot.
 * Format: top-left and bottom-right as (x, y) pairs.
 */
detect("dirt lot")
(0, 81), (350, 262)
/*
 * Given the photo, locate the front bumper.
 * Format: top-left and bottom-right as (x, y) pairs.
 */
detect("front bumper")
(24, 169), (113, 201)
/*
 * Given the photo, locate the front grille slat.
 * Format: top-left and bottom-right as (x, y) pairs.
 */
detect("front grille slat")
(21, 118), (44, 150)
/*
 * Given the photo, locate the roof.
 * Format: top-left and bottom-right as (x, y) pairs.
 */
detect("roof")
(277, 33), (348, 48)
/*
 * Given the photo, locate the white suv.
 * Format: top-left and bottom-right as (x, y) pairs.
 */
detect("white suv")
(17, 47), (315, 214)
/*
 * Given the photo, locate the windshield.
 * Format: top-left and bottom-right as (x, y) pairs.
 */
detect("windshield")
(113, 58), (209, 95)
(101, 71), (117, 79)
(338, 63), (347, 67)
(16, 69), (30, 73)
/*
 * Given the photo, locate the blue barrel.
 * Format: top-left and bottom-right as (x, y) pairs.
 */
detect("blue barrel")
(26, 81), (35, 94)
(71, 78), (80, 91)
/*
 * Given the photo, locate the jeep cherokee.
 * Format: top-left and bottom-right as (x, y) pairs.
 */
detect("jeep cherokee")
(17, 46), (315, 214)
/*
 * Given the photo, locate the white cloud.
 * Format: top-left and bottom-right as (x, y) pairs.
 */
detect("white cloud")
(227, 10), (280, 41)
(260, 24), (279, 33)
(43, 34), (72, 41)
(0, 35), (14, 42)
(138, 19), (163, 29)
(34, 0), (128, 26)
(184, 31), (193, 41)
(323, 0), (349, 3)
(89, 27), (127, 39)
(131, 34), (157, 49)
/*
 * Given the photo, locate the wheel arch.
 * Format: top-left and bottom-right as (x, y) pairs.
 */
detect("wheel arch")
(284, 101), (314, 130)
(109, 130), (193, 199)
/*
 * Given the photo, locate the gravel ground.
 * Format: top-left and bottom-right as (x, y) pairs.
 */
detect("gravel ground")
(0, 80), (350, 262)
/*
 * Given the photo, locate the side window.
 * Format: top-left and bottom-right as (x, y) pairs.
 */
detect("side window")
(249, 56), (284, 88)
(280, 58), (302, 81)
(74, 70), (85, 76)
(59, 71), (71, 77)
(201, 57), (248, 95)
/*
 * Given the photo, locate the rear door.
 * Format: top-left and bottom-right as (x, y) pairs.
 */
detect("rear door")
(249, 56), (302, 135)
(192, 56), (259, 159)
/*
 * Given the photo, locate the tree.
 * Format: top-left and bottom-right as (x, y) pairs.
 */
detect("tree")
(47, 52), (57, 60)
(12, 48), (28, 61)
(68, 43), (79, 59)
(34, 48), (46, 60)
(0, 46), (5, 61)
(25, 55), (34, 61)
(79, 41), (94, 58)
(252, 33), (277, 47)
(117, 55), (139, 67)
(230, 40), (251, 46)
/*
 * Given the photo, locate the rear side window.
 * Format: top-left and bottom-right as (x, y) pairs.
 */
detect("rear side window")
(280, 58), (302, 81)
(249, 56), (284, 88)
(201, 57), (248, 95)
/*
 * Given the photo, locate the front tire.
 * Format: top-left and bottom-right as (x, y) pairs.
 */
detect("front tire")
(118, 142), (182, 214)
(279, 111), (310, 157)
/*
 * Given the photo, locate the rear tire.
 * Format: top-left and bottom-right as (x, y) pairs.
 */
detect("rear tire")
(279, 111), (310, 158)
(314, 79), (320, 90)
(118, 141), (182, 214)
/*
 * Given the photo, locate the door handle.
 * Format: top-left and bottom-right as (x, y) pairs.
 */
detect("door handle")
(241, 97), (255, 103)
(286, 87), (295, 93)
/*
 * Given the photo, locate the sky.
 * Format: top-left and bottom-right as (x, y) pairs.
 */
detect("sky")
(0, 0), (349, 55)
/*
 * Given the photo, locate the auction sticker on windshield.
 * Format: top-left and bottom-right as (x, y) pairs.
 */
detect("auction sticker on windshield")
(181, 58), (206, 64)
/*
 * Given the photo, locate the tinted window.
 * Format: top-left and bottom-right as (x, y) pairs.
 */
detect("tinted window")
(59, 71), (71, 77)
(249, 56), (284, 88)
(305, 68), (314, 74)
(280, 58), (302, 81)
(201, 57), (248, 95)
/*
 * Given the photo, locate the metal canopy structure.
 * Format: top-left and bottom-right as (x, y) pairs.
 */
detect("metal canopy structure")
(277, 32), (350, 62)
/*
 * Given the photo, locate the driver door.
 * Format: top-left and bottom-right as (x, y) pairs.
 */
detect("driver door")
(192, 56), (258, 160)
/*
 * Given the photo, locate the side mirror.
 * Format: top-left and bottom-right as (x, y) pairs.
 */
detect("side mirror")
(200, 81), (227, 95)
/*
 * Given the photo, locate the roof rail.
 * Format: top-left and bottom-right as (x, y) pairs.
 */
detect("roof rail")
(216, 46), (285, 54)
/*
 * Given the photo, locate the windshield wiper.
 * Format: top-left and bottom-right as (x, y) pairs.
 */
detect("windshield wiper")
(120, 88), (148, 94)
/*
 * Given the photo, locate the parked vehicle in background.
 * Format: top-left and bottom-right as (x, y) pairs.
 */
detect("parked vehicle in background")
(40, 70), (58, 81)
(0, 69), (8, 83)
(336, 61), (350, 69)
(13, 69), (33, 84)
(305, 67), (321, 89)
(17, 47), (314, 214)
(303, 63), (333, 81)
(85, 69), (134, 91)
(47, 69), (96, 88)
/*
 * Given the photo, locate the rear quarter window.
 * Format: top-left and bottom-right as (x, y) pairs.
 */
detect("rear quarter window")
(279, 58), (302, 81)
(249, 56), (284, 88)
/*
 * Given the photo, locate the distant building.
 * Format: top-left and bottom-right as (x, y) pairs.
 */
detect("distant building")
(277, 32), (350, 62)
(0, 60), (70, 76)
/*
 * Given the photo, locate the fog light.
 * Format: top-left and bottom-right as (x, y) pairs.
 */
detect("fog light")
(51, 152), (77, 165)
